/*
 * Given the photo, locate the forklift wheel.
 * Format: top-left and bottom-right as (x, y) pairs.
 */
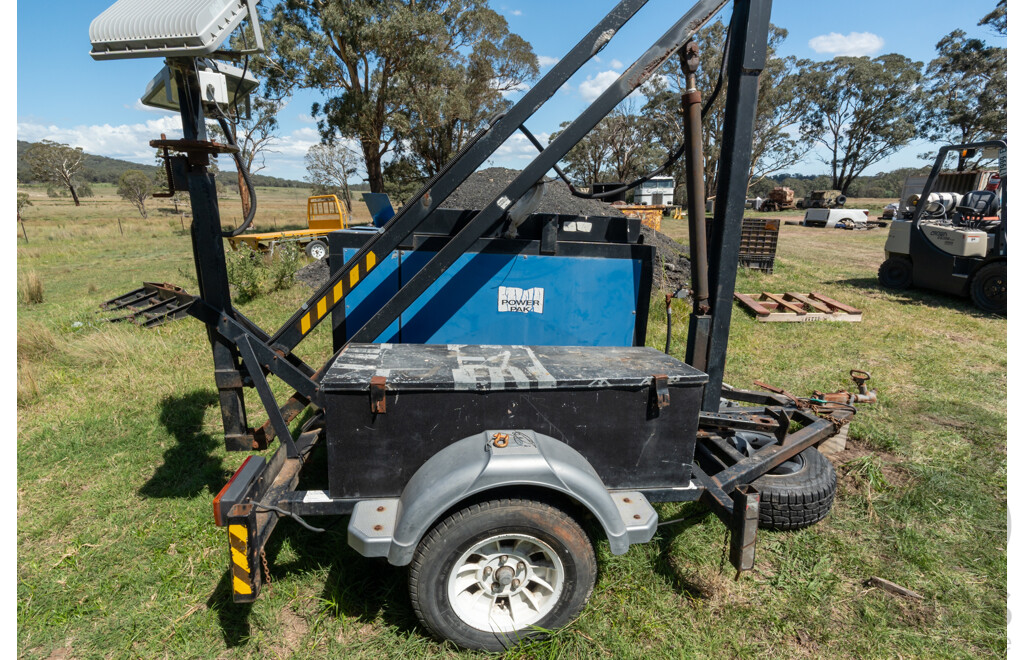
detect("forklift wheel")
(970, 262), (1007, 315)
(753, 447), (836, 531)
(408, 498), (596, 652)
(878, 256), (913, 290)
(304, 240), (328, 260)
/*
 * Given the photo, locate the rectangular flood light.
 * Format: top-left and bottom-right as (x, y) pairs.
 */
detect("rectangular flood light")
(89, 0), (254, 60)
(141, 61), (258, 111)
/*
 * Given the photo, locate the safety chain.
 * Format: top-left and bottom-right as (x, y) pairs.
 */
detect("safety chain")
(752, 380), (852, 432)
(808, 402), (852, 432)
(260, 549), (273, 593)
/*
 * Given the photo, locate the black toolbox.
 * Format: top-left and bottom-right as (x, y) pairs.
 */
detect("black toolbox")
(320, 343), (708, 498)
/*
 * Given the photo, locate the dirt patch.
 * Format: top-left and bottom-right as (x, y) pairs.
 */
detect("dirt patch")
(336, 621), (380, 645)
(831, 438), (909, 493)
(268, 607), (309, 658)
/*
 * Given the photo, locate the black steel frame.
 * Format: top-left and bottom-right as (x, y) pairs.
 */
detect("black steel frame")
(170, 0), (767, 455)
(155, 0), (853, 595)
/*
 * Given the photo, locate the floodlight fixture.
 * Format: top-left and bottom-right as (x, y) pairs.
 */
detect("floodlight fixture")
(141, 60), (258, 111)
(89, 0), (263, 61)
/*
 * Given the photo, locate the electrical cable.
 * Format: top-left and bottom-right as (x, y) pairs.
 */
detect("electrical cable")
(253, 503), (326, 533)
(657, 508), (707, 527)
(198, 57), (259, 237)
(216, 115), (259, 236)
(523, 22), (733, 202)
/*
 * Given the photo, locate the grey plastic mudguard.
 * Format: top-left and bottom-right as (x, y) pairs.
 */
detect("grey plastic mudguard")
(385, 429), (651, 565)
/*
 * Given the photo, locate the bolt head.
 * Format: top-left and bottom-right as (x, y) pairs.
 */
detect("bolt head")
(517, 561), (525, 572)
(483, 566), (492, 577)
(511, 579), (520, 590)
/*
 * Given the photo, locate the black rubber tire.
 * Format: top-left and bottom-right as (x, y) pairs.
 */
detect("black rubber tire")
(409, 498), (596, 652)
(752, 447), (837, 531)
(878, 256), (913, 290)
(304, 239), (328, 260)
(970, 262), (1007, 315)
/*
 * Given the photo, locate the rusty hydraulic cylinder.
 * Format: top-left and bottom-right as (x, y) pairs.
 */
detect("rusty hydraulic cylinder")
(681, 41), (709, 313)
(680, 40), (712, 372)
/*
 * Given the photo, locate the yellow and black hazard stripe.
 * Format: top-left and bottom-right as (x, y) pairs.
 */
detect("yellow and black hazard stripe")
(228, 523), (254, 597)
(298, 251), (377, 336)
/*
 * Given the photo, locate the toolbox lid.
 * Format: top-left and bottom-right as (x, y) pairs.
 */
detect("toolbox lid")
(322, 344), (708, 393)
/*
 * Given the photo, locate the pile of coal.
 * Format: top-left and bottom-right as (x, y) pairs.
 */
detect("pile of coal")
(640, 224), (691, 295)
(441, 168), (622, 217)
(296, 257), (330, 290)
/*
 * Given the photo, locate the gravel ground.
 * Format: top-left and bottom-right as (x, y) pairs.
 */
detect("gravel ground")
(297, 167), (691, 294)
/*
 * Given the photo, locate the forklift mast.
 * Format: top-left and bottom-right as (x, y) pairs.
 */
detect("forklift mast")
(123, 0), (773, 451)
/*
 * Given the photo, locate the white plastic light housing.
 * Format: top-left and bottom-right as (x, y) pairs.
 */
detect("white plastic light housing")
(89, 0), (252, 60)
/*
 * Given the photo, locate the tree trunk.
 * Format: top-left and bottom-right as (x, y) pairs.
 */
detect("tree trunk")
(69, 183), (81, 206)
(236, 169), (254, 229)
(363, 142), (384, 193)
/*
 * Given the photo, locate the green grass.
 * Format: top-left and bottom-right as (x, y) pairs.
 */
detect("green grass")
(17, 195), (1005, 658)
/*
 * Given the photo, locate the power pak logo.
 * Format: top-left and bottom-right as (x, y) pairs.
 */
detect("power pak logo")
(498, 286), (545, 314)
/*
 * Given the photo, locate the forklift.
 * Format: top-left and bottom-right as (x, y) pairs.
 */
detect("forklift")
(878, 141), (1007, 314)
(90, 0), (863, 650)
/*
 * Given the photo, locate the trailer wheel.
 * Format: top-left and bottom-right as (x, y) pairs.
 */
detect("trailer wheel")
(304, 240), (328, 260)
(878, 256), (913, 290)
(970, 262), (1006, 315)
(408, 498), (596, 652)
(752, 447), (837, 530)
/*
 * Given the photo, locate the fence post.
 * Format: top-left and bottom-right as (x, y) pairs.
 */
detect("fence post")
(117, 217), (124, 236)
(20, 219), (28, 243)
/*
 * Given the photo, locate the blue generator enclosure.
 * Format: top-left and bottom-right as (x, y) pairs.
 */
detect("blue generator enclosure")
(328, 212), (654, 348)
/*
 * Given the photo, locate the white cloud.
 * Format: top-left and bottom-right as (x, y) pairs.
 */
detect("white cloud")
(610, 59), (624, 70)
(579, 70), (621, 102)
(537, 55), (560, 68)
(509, 8), (522, 16)
(296, 113), (316, 124)
(494, 132), (550, 161)
(15, 116), (362, 181)
(17, 117), (184, 162)
(808, 32), (884, 57)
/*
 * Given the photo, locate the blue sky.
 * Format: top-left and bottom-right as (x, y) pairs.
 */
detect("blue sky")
(17, 0), (1006, 182)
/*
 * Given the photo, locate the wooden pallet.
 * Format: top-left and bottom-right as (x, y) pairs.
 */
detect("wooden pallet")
(734, 291), (862, 322)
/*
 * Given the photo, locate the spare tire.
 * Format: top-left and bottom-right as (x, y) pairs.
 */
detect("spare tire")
(729, 432), (837, 531)
(752, 448), (837, 530)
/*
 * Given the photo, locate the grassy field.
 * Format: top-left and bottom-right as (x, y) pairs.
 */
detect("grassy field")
(17, 187), (1005, 658)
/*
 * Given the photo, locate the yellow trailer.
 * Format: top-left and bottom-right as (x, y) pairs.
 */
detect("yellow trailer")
(226, 195), (349, 260)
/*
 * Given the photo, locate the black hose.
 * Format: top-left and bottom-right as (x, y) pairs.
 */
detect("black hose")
(216, 115), (258, 237)
(664, 293), (673, 355)
(525, 22), (732, 202)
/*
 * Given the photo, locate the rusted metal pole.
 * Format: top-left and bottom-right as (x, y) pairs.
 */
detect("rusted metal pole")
(680, 40), (711, 372)
(681, 40), (710, 314)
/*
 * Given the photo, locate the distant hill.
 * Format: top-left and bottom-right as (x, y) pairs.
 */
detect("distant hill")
(16, 140), (308, 188)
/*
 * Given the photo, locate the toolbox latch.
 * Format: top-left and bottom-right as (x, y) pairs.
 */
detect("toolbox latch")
(653, 374), (670, 409)
(370, 375), (387, 414)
